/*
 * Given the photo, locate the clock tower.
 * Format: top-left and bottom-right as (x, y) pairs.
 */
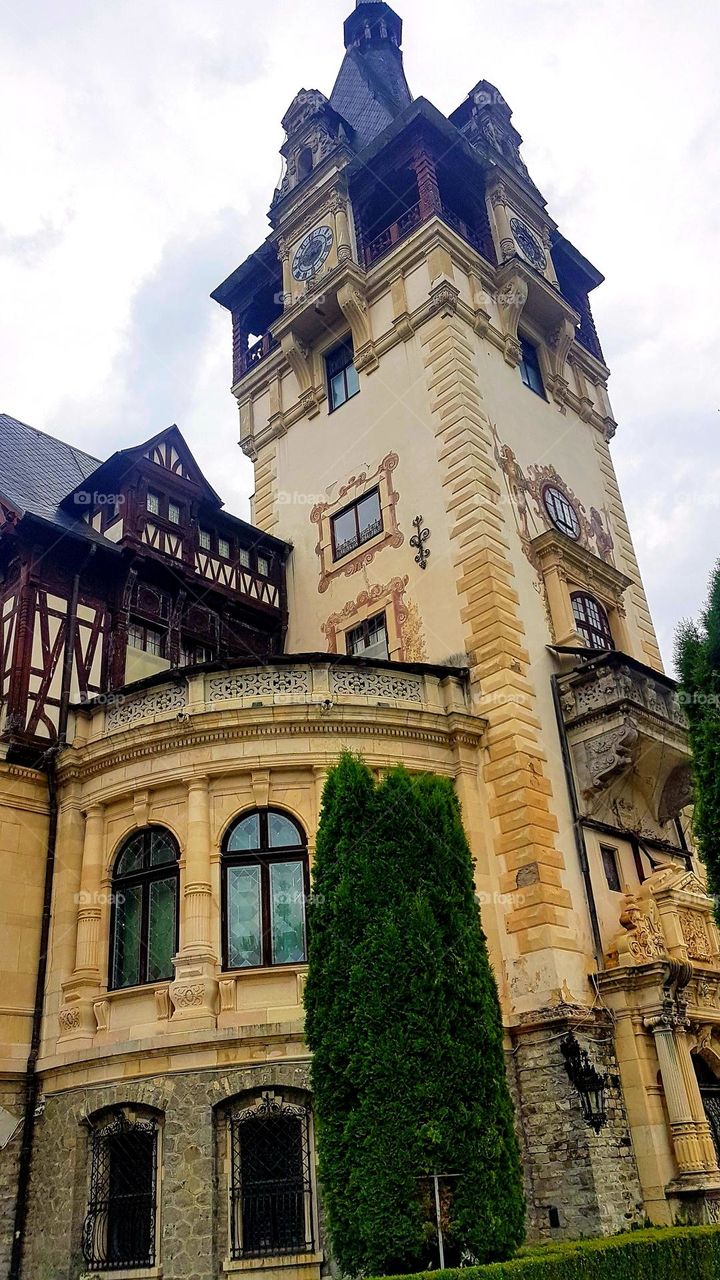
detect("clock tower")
(211, 0), (716, 1237)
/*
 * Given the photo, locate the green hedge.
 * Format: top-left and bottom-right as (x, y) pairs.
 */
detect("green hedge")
(370, 1226), (720, 1280)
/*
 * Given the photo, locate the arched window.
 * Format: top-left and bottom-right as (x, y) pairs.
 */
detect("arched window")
(227, 1093), (314, 1259)
(296, 147), (313, 182)
(222, 810), (308, 970)
(571, 592), (614, 651)
(109, 827), (179, 990)
(83, 1106), (161, 1271)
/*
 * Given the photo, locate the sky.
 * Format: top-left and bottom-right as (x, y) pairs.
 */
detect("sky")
(1, 0), (718, 670)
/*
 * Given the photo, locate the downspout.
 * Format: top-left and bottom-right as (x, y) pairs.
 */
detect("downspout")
(550, 672), (604, 968)
(9, 545), (94, 1280)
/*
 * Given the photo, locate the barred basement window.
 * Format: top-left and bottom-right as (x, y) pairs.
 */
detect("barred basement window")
(109, 827), (179, 990)
(82, 1107), (160, 1272)
(229, 1094), (314, 1260)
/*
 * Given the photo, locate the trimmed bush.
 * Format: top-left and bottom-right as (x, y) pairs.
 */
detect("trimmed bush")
(304, 756), (524, 1277)
(370, 1225), (720, 1280)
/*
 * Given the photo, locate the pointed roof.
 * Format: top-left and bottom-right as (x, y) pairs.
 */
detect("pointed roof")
(330, 1), (412, 150)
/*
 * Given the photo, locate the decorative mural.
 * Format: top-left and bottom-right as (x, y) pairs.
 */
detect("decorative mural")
(321, 574), (427, 662)
(491, 423), (615, 567)
(311, 452), (403, 593)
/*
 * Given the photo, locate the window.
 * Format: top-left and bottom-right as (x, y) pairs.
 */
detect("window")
(228, 1094), (314, 1260)
(518, 337), (545, 397)
(168, 501), (181, 524)
(326, 338), (360, 411)
(83, 1108), (159, 1272)
(331, 489), (382, 561)
(257, 555), (269, 577)
(180, 640), (215, 666)
(219, 537), (231, 559)
(601, 845), (622, 893)
(346, 611), (389, 661)
(571, 592), (614, 650)
(238, 547), (250, 569)
(543, 486), (580, 539)
(127, 622), (165, 658)
(109, 828), (179, 990)
(296, 146), (314, 183)
(199, 528), (212, 551)
(146, 491), (160, 515)
(222, 810), (308, 970)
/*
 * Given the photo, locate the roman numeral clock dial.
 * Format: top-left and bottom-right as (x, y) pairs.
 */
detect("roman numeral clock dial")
(291, 225), (334, 281)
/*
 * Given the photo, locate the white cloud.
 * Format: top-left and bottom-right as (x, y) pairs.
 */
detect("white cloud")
(1, 0), (718, 669)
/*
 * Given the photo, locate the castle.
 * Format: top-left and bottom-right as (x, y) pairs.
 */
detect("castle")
(2, 3), (720, 1277)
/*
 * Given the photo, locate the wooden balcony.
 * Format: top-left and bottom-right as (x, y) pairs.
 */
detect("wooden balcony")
(233, 331), (280, 383)
(362, 201), (489, 268)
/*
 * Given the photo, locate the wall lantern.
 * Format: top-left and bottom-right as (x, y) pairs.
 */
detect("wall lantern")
(560, 1031), (608, 1133)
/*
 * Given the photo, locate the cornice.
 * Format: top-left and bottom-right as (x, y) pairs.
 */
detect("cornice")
(531, 529), (634, 598)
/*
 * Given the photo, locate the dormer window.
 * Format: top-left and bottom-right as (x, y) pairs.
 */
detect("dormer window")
(168, 501), (181, 525)
(146, 491), (160, 516)
(219, 537), (231, 560)
(199, 528), (211, 551)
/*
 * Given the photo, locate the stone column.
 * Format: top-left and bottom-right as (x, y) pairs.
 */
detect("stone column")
(334, 201), (352, 262)
(169, 776), (218, 1029)
(676, 1024), (720, 1173)
(58, 803), (105, 1042)
(646, 1011), (712, 1177)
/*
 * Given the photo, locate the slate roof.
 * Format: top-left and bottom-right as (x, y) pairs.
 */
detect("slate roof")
(330, 1), (412, 150)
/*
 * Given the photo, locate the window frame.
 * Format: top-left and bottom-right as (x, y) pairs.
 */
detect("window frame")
(167, 500), (181, 525)
(542, 484), (581, 540)
(326, 336), (360, 412)
(600, 844), (622, 893)
(331, 487), (383, 562)
(218, 536), (231, 560)
(146, 490), (160, 516)
(82, 1107), (161, 1273)
(221, 809), (309, 973)
(108, 827), (180, 992)
(518, 336), (546, 398)
(127, 620), (166, 658)
(571, 591), (615, 651)
(345, 610), (389, 660)
(227, 1094), (315, 1261)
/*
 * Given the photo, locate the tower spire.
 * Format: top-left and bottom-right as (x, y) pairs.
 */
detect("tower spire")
(330, 1), (411, 148)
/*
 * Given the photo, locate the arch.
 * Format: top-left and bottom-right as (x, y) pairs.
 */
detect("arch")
(109, 826), (179, 990)
(571, 591), (614, 651)
(296, 146), (313, 183)
(221, 809), (309, 971)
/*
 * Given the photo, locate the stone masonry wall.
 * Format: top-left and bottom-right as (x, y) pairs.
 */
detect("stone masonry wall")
(511, 1010), (645, 1241)
(23, 1060), (314, 1280)
(0, 1077), (24, 1279)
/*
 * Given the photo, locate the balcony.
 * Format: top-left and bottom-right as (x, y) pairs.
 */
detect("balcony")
(362, 200), (489, 268)
(233, 330), (280, 383)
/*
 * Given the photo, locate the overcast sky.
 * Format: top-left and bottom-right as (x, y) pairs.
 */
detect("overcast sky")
(1, 0), (718, 670)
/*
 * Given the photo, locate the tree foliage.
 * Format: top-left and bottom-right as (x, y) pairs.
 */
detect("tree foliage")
(676, 562), (720, 912)
(304, 754), (525, 1276)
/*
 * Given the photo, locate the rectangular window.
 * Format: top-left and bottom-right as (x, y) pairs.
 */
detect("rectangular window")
(219, 537), (231, 559)
(331, 488), (382, 561)
(199, 528), (211, 551)
(346, 611), (389, 661)
(519, 337), (545, 397)
(229, 1101), (313, 1261)
(601, 845), (622, 893)
(146, 491), (160, 515)
(269, 861), (307, 965)
(127, 622), (165, 657)
(168, 501), (180, 524)
(180, 640), (215, 666)
(326, 337), (360, 412)
(257, 555), (269, 577)
(238, 547), (250, 568)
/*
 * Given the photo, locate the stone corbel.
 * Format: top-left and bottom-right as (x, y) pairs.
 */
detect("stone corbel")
(169, 956), (218, 1029)
(496, 273), (528, 366)
(469, 271), (491, 337)
(337, 280), (378, 372)
(545, 318), (576, 406)
(281, 331), (320, 417)
(428, 279), (460, 319)
(576, 717), (640, 799)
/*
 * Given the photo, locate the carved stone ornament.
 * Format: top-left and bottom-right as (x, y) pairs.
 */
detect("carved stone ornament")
(607, 893), (668, 967)
(680, 910), (713, 962)
(208, 667), (311, 701)
(576, 717), (639, 798)
(496, 274), (528, 344)
(106, 683), (187, 732)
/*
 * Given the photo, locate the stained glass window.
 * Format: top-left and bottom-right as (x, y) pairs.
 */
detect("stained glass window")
(109, 828), (179, 990)
(223, 810), (308, 970)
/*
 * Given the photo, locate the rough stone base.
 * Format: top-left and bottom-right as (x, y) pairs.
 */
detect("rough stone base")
(0, 1076), (24, 1279)
(509, 1007), (646, 1241)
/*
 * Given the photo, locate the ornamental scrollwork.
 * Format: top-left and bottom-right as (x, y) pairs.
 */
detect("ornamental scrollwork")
(106, 684), (187, 732)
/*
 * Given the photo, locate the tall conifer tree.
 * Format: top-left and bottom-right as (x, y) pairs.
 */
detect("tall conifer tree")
(676, 563), (720, 912)
(304, 755), (525, 1275)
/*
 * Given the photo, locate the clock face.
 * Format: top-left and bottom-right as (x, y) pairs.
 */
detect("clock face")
(291, 225), (334, 281)
(510, 217), (547, 272)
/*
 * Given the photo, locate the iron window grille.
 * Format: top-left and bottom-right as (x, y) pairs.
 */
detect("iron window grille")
(109, 827), (179, 990)
(346, 611), (389, 661)
(694, 1056), (720, 1162)
(571, 592), (614, 651)
(229, 1094), (314, 1260)
(543, 485), (580, 539)
(326, 337), (360, 412)
(331, 488), (383, 561)
(222, 809), (309, 971)
(518, 336), (546, 398)
(82, 1108), (159, 1272)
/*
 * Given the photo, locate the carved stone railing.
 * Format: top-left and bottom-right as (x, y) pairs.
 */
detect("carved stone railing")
(557, 652), (692, 835)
